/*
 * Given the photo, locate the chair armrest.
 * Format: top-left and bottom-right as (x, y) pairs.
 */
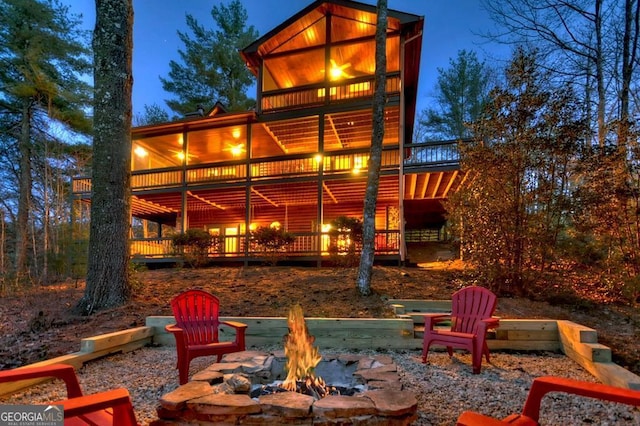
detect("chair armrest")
(165, 323), (181, 333)
(481, 317), (500, 328)
(522, 376), (640, 423)
(457, 411), (535, 425)
(0, 364), (83, 398)
(165, 323), (186, 348)
(221, 320), (248, 330)
(61, 388), (138, 426)
(423, 313), (451, 330)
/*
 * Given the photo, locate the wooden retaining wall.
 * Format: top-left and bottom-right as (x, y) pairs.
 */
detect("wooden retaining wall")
(2, 301), (639, 397)
(146, 316), (417, 349)
(0, 327), (153, 396)
(390, 299), (640, 390)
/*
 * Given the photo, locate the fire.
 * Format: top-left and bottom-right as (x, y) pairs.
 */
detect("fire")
(282, 304), (327, 398)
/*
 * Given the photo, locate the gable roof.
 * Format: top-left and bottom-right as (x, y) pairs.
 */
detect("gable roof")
(242, 0), (422, 61)
(240, 0), (423, 142)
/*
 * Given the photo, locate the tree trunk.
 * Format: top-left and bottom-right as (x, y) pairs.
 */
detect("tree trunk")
(619, 0), (638, 147)
(15, 100), (33, 279)
(356, 0), (387, 296)
(595, 0), (606, 148)
(76, 0), (133, 315)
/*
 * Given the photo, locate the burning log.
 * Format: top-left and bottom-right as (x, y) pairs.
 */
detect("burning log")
(282, 304), (327, 398)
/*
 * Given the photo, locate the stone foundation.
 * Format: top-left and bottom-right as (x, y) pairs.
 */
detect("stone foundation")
(151, 350), (417, 425)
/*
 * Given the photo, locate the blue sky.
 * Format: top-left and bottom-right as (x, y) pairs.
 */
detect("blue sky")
(63, 0), (510, 117)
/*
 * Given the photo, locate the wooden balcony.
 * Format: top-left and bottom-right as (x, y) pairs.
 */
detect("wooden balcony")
(260, 74), (401, 113)
(72, 141), (462, 195)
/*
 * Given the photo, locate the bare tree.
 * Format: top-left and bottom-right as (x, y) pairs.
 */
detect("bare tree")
(356, 0), (387, 296)
(481, 0), (608, 147)
(76, 0), (133, 314)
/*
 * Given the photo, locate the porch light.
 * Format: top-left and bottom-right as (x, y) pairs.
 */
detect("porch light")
(231, 144), (244, 157)
(329, 59), (352, 81)
(270, 221), (281, 230)
(314, 154), (323, 164)
(330, 65), (343, 80)
(134, 146), (148, 158)
(177, 151), (185, 161)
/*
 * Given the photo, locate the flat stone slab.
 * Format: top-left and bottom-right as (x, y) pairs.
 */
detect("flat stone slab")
(312, 395), (376, 418)
(259, 391), (314, 417)
(188, 393), (261, 415)
(191, 370), (224, 384)
(360, 390), (417, 416)
(159, 381), (212, 410)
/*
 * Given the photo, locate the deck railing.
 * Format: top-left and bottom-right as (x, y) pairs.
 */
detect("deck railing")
(72, 141), (462, 195)
(261, 74), (401, 113)
(403, 140), (461, 170)
(128, 230), (400, 261)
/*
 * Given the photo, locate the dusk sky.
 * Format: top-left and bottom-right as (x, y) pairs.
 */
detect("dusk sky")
(63, 0), (510, 117)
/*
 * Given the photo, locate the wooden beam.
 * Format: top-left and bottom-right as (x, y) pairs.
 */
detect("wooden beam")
(132, 196), (176, 213)
(419, 173), (430, 199)
(261, 123), (288, 154)
(323, 182), (338, 203)
(251, 188), (279, 207)
(440, 170), (459, 198)
(407, 173), (417, 199)
(431, 172), (444, 198)
(187, 191), (226, 210)
(456, 170), (470, 191)
(326, 114), (346, 148)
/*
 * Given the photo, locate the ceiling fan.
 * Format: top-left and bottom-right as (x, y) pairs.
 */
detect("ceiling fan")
(329, 59), (353, 80)
(223, 143), (246, 157)
(168, 149), (195, 161)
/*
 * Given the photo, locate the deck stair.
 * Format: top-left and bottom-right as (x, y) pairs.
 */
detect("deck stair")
(389, 299), (453, 340)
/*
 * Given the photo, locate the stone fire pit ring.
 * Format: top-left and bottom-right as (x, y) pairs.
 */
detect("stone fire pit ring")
(153, 350), (418, 425)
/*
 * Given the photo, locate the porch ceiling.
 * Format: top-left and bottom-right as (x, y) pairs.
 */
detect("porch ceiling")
(403, 170), (468, 200)
(130, 175), (402, 218)
(253, 107), (401, 156)
(130, 170), (467, 220)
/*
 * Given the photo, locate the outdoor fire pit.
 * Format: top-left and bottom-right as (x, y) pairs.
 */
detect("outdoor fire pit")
(152, 350), (417, 425)
(152, 306), (417, 425)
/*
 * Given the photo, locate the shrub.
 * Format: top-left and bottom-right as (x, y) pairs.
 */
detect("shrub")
(251, 226), (296, 265)
(327, 216), (363, 267)
(172, 229), (218, 267)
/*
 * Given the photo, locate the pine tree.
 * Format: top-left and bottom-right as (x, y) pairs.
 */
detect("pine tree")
(76, 0), (133, 314)
(419, 50), (492, 141)
(160, 0), (258, 115)
(0, 0), (92, 279)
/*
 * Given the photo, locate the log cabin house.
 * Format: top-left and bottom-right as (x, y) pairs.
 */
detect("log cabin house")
(72, 0), (465, 266)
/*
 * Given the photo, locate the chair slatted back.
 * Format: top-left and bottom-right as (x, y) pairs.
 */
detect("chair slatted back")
(450, 286), (497, 334)
(170, 289), (221, 345)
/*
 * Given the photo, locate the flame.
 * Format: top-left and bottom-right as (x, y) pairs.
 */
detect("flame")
(282, 304), (322, 392)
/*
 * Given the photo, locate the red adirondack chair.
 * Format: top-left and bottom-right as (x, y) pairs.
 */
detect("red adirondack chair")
(422, 286), (499, 374)
(166, 289), (248, 384)
(0, 363), (138, 426)
(456, 376), (640, 425)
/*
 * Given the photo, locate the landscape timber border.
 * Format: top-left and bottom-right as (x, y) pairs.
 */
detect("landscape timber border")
(1, 299), (638, 396)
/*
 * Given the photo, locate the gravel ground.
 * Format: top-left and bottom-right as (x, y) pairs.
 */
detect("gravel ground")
(2, 346), (639, 426)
